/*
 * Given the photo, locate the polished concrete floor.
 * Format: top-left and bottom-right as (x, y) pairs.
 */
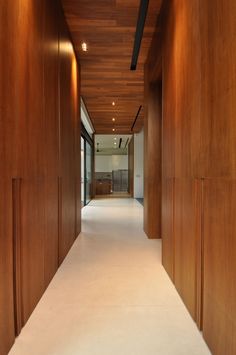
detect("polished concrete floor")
(9, 198), (211, 355)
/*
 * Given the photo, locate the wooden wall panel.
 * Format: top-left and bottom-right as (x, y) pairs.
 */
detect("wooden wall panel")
(199, 1), (236, 352)
(160, 0), (202, 321)
(147, 0), (236, 351)
(144, 79), (162, 239)
(58, 12), (79, 264)
(17, 0), (45, 179)
(0, 2), (18, 177)
(44, 179), (59, 286)
(0, 0), (81, 353)
(59, 177), (77, 264)
(75, 68), (81, 236)
(162, 0), (201, 180)
(161, 178), (174, 281)
(12, 178), (23, 336)
(161, 5), (175, 181)
(43, 0), (60, 181)
(20, 179), (45, 325)
(200, 1), (236, 179)
(0, 1), (19, 353)
(43, 0), (60, 286)
(203, 180), (236, 354)
(14, 0), (46, 324)
(0, 179), (15, 355)
(174, 179), (201, 320)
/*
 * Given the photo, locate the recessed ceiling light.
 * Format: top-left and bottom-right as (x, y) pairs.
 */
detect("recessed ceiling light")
(112, 101), (115, 106)
(112, 118), (115, 121)
(114, 142), (117, 145)
(112, 128), (115, 132)
(81, 42), (88, 51)
(114, 137), (117, 140)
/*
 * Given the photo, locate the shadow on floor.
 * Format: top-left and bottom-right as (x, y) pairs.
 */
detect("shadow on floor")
(136, 198), (144, 206)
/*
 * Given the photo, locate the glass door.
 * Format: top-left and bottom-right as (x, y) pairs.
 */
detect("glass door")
(81, 137), (85, 207)
(85, 141), (92, 204)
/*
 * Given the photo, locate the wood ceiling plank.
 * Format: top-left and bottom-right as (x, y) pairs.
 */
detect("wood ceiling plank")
(62, 0), (162, 133)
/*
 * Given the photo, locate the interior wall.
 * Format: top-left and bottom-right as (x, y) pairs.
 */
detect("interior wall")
(95, 155), (128, 172)
(162, 0), (201, 321)
(0, 1), (81, 354)
(158, 0), (236, 353)
(144, 80), (162, 239)
(128, 137), (134, 197)
(200, 1), (236, 353)
(134, 130), (144, 198)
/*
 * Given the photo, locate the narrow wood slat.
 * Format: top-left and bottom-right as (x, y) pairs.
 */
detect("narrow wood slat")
(12, 178), (22, 336)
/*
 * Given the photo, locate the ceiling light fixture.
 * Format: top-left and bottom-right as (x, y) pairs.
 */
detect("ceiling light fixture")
(112, 101), (115, 106)
(112, 128), (115, 132)
(81, 42), (88, 52)
(112, 118), (115, 122)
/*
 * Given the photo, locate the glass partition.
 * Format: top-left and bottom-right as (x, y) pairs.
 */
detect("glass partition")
(81, 137), (85, 207)
(85, 141), (92, 205)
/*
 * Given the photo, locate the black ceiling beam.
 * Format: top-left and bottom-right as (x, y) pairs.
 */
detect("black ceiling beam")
(130, 0), (149, 71)
(119, 138), (122, 148)
(125, 138), (129, 148)
(131, 105), (142, 131)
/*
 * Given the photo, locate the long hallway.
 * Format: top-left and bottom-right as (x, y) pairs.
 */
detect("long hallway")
(9, 199), (210, 355)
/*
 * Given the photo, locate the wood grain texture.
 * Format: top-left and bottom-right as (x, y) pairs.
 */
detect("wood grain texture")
(20, 179), (45, 325)
(162, 0), (201, 180)
(12, 178), (22, 336)
(195, 179), (204, 330)
(43, 0), (60, 289)
(61, 0), (163, 134)
(58, 13), (78, 264)
(0, 0), (81, 353)
(17, 0), (45, 180)
(174, 178), (201, 321)
(44, 179), (59, 286)
(148, 0), (236, 352)
(75, 67), (81, 236)
(203, 179), (236, 354)
(0, 179), (15, 355)
(160, 0), (202, 321)
(0, 1), (19, 352)
(161, 178), (175, 280)
(199, 0), (236, 352)
(144, 79), (162, 239)
(200, 1), (236, 179)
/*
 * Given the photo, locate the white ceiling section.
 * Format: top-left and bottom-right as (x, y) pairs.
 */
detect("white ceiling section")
(95, 134), (132, 149)
(95, 134), (132, 156)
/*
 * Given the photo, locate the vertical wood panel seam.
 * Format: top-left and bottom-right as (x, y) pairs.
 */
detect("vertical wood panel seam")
(200, 177), (205, 331)
(58, 176), (62, 266)
(172, 177), (175, 282)
(12, 178), (22, 336)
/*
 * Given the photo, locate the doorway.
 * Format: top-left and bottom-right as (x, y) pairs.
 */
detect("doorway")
(94, 134), (132, 197)
(81, 131), (93, 207)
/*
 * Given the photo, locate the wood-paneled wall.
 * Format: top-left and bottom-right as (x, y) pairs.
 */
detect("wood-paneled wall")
(143, 79), (162, 239)
(145, 0), (236, 353)
(0, 1), (81, 354)
(162, 0), (202, 323)
(200, 1), (236, 353)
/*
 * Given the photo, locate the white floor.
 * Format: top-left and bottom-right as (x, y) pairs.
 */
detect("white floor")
(9, 198), (211, 355)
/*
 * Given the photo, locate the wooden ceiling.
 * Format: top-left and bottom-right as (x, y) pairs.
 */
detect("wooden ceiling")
(61, 0), (162, 134)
